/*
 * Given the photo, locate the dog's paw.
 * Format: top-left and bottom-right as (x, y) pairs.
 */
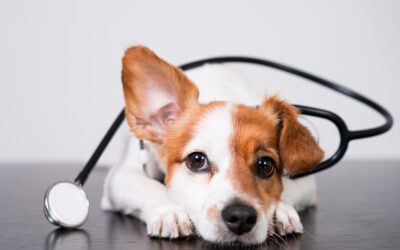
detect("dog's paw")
(269, 202), (303, 236)
(146, 203), (193, 239)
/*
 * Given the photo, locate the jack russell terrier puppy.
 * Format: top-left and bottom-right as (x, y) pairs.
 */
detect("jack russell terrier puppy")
(101, 46), (324, 245)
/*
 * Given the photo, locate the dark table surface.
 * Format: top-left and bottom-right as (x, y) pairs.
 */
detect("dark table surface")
(1, 161), (399, 250)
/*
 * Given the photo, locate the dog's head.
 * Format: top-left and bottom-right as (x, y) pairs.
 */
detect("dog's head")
(122, 46), (323, 245)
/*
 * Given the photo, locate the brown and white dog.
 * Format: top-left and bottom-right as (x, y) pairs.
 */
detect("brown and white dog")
(101, 46), (324, 245)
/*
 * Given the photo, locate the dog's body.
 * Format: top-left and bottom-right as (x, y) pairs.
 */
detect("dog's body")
(102, 47), (322, 245)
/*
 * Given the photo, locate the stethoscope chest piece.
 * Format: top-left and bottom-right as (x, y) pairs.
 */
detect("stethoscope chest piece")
(44, 181), (89, 229)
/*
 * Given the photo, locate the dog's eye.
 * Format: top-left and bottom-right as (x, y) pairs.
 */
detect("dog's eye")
(255, 156), (275, 179)
(185, 152), (210, 172)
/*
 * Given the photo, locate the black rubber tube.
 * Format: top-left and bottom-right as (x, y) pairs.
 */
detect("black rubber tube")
(74, 109), (125, 185)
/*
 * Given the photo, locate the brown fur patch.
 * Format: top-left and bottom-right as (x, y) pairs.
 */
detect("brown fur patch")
(228, 96), (323, 208)
(230, 105), (283, 209)
(260, 96), (324, 175)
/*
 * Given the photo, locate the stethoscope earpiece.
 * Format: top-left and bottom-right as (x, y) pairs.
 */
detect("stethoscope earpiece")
(44, 181), (89, 229)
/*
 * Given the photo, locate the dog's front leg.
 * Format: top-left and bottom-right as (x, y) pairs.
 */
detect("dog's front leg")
(269, 175), (317, 236)
(108, 170), (193, 238)
(101, 138), (193, 238)
(269, 201), (303, 236)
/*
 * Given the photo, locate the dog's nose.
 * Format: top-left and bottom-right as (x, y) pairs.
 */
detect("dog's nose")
(221, 204), (257, 235)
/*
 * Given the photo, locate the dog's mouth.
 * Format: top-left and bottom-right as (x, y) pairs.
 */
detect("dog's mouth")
(193, 223), (267, 246)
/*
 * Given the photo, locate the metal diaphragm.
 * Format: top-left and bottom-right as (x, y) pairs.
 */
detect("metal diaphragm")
(44, 181), (89, 229)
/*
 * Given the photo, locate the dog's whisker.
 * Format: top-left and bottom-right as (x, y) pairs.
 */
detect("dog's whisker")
(269, 234), (287, 249)
(302, 229), (317, 242)
(270, 231), (289, 248)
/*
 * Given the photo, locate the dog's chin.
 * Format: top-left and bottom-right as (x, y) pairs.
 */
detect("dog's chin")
(194, 219), (269, 246)
(199, 230), (267, 246)
(189, 207), (273, 246)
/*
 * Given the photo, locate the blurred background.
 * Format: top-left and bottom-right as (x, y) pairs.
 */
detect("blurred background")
(0, 0), (398, 167)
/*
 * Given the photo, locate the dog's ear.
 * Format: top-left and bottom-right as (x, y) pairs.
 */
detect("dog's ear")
(121, 46), (199, 143)
(260, 96), (324, 176)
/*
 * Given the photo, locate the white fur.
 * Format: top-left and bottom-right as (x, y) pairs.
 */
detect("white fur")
(102, 64), (316, 243)
(281, 175), (317, 211)
(182, 104), (234, 168)
(273, 201), (304, 236)
(101, 136), (192, 238)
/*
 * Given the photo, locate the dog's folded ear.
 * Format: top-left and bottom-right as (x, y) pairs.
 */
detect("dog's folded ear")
(121, 46), (199, 143)
(260, 96), (324, 176)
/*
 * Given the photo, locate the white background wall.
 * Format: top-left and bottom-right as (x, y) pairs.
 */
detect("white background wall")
(0, 0), (399, 166)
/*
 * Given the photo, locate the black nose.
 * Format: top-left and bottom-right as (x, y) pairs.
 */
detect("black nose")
(221, 204), (257, 235)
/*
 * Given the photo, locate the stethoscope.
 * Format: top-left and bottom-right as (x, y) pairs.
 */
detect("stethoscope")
(43, 56), (393, 229)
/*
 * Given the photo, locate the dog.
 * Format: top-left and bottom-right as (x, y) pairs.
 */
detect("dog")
(101, 46), (324, 245)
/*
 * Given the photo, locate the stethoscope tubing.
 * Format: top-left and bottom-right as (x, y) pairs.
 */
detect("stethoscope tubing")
(74, 56), (393, 185)
(180, 56), (393, 139)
